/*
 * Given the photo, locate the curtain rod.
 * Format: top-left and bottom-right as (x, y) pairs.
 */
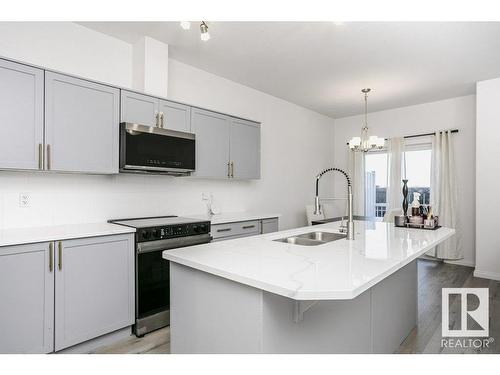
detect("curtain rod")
(345, 129), (459, 145)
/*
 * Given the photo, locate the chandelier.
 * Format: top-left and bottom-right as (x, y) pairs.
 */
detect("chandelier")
(348, 88), (385, 152)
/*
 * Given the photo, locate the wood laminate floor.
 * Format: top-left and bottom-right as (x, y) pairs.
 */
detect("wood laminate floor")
(94, 259), (499, 354)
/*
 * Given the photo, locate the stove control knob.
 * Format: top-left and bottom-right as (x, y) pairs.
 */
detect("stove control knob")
(193, 225), (199, 233)
(142, 230), (151, 240)
(200, 224), (207, 232)
(151, 229), (160, 238)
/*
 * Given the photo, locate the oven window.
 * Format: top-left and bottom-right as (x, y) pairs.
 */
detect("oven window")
(125, 131), (195, 170)
(137, 251), (170, 318)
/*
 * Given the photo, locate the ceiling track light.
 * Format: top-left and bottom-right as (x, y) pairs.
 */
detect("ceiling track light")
(200, 21), (210, 41)
(179, 21), (211, 41)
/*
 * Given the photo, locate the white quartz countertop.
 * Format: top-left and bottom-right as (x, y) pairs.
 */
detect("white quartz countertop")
(163, 220), (455, 301)
(187, 212), (281, 225)
(0, 222), (136, 248)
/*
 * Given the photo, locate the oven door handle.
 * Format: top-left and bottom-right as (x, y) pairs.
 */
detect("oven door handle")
(137, 233), (212, 254)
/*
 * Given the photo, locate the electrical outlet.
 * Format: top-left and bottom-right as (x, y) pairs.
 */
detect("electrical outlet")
(19, 193), (30, 208)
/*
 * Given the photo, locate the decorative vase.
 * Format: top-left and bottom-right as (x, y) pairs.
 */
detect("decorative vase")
(402, 179), (409, 217)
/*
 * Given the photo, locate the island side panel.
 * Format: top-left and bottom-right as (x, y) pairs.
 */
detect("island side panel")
(169, 263), (263, 353)
(261, 291), (372, 353)
(371, 260), (418, 353)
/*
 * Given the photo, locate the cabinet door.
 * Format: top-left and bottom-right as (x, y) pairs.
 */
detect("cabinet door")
(0, 59), (44, 170)
(191, 108), (230, 178)
(54, 234), (134, 351)
(121, 90), (159, 127)
(230, 119), (261, 179)
(0, 242), (54, 353)
(45, 72), (120, 174)
(158, 99), (191, 132)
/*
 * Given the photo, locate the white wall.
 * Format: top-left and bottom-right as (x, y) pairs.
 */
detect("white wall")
(332, 96), (476, 267)
(0, 22), (334, 231)
(475, 78), (500, 280)
(0, 22), (132, 88)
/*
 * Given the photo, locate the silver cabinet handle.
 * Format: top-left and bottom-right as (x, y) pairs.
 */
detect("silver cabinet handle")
(242, 225), (256, 230)
(227, 162), (230, 178)
(230, 162), (234, 178)
(46, 144), (51, 170)
(49, 242), (53, 272)
(38, 143), (43, 170)
(57, 241), (62, 271)
(160, 112), (164, 128)
(217, 228), (232, 232)
(155, 111), (159, 127)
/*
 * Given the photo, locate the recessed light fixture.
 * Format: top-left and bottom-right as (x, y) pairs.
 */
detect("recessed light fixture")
(200, 21), (210, 41)
(180, 21), (191, 30)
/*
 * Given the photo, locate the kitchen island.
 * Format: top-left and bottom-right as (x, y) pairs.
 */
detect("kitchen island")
(163, 220), (455, 353)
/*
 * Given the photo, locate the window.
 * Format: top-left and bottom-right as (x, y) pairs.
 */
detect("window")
(404, 146), (432, 207)
(364, 142), (432, 218)
(364, 152), (388, 218)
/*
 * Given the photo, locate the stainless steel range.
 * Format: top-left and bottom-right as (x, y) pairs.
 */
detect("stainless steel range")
(109, 216), (211, 337)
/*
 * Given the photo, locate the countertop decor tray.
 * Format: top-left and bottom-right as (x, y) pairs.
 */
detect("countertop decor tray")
(401, 224), (442, 230)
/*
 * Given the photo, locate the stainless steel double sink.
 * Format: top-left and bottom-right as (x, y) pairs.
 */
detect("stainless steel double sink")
(273, 231), (346, 246)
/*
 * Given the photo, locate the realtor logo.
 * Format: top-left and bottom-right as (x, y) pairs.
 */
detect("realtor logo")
(442, 288), (489, 337)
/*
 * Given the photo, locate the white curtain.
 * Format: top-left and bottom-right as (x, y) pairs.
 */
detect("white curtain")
(348, 149), (365, 216)
(429, 130), (461, 260)
(386, 137), (404, 213)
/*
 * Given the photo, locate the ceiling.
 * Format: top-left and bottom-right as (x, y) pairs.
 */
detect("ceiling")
(79, 22), (500, 118)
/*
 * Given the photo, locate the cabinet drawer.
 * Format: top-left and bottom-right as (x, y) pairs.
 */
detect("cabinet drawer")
(261, 218), (279, 234)
(211, 220), (260, 239)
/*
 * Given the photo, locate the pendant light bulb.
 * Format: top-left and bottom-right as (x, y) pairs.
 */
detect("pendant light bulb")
(180, 21), (191, 30)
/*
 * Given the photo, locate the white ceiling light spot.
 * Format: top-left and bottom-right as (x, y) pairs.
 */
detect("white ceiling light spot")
(180, 21), (191, 30)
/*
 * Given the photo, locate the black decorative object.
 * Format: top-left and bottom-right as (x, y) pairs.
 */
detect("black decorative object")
(402, 179), (409, 216)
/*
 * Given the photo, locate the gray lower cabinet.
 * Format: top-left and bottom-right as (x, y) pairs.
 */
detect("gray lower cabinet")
(230, 119), (261, 179)
(0, 59), (44, 170)
(212, 218), (279, 241)
(191, 108), (231, 178)
(54, 234), (135, 351)
(0, 242), (54, 354)
(158, 99), (191, 132)
(0, 233), (134, 353)
(45, 72), (120, 173)
(120, 90), (159, 127)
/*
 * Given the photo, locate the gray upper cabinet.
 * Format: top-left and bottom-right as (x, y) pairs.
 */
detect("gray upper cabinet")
(0, 59), (44, 170)
(120, 90), (159, 127)
(230, 119), (261, 179)
(45, 72), (120, 174)
(54, 234), (134, 351)
(191, 108), (231, 178)
(158, 99), (191, 132)
(0, 242), (54, 353)
(0, 56), (259, 178)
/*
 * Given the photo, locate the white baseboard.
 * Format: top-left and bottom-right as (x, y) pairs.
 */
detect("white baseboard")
(444, 259), (475, 268)
(473, 269), (500, 281)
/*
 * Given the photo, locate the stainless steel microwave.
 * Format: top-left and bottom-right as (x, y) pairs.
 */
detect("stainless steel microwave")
(119, 122), (195, 175)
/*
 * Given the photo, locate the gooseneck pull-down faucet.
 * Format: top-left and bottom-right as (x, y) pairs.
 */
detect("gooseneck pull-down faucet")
(314, 168), (354, 240)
